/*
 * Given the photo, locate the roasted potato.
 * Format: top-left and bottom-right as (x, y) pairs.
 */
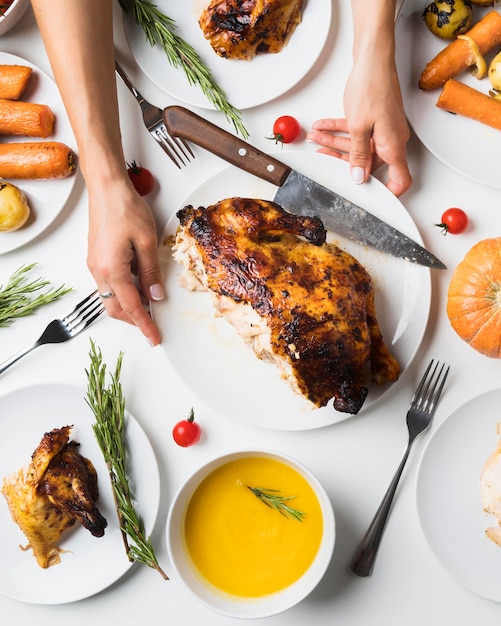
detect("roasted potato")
(422, 0), (473, 39)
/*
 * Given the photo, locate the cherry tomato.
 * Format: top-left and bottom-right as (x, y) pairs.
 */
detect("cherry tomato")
(268, 115), (301, 144)
(436, 207), (468, 235)
(127, 161), (154, 196)
(172, 408), (201, 447)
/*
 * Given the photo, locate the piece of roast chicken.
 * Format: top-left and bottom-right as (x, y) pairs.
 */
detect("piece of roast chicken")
(199, 0), (304, 60)
(173, 197), (400, 414)
(2, 425), (107, 568)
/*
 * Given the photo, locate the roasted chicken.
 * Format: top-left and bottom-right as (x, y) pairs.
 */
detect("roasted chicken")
(198, 0), (304, 60)
(173, 197), (400, 414)
(2, 425), (107, 568)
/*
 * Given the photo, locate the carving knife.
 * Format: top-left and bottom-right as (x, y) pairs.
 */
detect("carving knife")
(163, 106), (446, 270)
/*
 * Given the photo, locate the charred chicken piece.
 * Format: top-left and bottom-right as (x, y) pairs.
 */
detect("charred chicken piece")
(2, 425), (107, 568)
(173, 197), (400, 414)
(199, 0), (304, 60)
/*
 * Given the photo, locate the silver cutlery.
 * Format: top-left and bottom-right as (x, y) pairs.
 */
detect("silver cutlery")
(0, 291), (104, 374)
(114, 60), (193, 168)
(351, 359), (450, 577)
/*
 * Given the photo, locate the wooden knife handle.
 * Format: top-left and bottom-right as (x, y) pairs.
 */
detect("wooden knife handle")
(163, 105), (291, 187)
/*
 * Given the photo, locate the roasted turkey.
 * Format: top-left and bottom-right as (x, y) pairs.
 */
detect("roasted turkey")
(198, 0), (304, 60)
(2, 425), (107, 568)
(173, 197), (400, 414)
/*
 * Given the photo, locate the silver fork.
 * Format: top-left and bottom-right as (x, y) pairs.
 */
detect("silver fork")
(351, 359), (450, 577)
(0, 291), (104, 375)
(114, 60), (193, 168)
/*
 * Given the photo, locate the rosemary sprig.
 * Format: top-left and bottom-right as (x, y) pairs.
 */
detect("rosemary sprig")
(85, 340), (168, 580)
(247, 486), (306, 522)
(117, 0), (249, 138)
(0, 263), (72, 327)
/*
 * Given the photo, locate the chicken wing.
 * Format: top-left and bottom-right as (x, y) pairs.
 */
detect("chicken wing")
(2, 426), (107, 568)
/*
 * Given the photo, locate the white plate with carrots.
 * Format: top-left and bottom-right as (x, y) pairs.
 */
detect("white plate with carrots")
(396, 2), (501, 189)
(0, 52), (78, 255)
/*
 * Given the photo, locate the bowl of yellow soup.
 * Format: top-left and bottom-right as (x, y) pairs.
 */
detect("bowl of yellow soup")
(166, 449), (335, 619)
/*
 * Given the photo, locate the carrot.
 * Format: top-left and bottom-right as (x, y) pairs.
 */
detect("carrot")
(0, 142), (77, 179)
(419, 11), (501, 90)
(436, 78), (501, 131)
(0, 99), (55, 138)
(0, 65), (32, 100)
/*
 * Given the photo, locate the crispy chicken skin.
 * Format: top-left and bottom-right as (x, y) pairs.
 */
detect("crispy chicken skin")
(2, 426), (107, 568)
(173, 197), (399, 414)
(199, 0), (304, 60)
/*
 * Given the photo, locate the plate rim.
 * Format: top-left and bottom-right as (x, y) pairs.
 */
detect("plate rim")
(122, 0), (332, 111)
(0, 51), (78, 255)
(153, 151), (431, 431)
(395, 0), (501, 189)
(416, 386), (501, 602)
(0, 381), (161, 605)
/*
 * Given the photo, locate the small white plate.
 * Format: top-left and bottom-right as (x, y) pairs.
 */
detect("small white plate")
(417, 389), (501, 602)
(123, 0), (331, 110)
(395, 1), (501, 188)
(0, 52), (78, 254)
(153, 152), (431, 431)
(0, 383), (160, 604)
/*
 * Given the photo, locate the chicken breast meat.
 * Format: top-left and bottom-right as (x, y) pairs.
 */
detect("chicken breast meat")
(481, 420), (501, 547)
(199, 0), (304, 60)
(173, 197), (400, 415)
(2, 425), (107, 568)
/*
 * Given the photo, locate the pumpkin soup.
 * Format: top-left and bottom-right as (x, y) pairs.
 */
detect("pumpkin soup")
(183, 455), (324, 598)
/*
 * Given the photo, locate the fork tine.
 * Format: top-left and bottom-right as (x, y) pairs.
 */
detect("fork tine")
(62, 291), (103, 331)
(67, 301), (105, 335)
(424, 362), (449, 413)
(412, 359), (450, 413)
(153, 129), (188, 169)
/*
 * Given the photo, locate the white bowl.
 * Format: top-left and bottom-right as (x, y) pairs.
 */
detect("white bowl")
(166, 449), (335, 619)
(0, 0), (30, 36)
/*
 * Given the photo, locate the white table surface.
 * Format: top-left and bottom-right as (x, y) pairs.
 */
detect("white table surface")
(1, 2), (501, 624)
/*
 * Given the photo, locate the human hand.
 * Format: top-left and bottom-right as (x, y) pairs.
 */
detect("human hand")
(306, 62), (412, 197)
(86, 179), (163, 346)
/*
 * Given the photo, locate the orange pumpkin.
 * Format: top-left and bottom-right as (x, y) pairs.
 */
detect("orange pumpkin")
(447, 237), (501, 358)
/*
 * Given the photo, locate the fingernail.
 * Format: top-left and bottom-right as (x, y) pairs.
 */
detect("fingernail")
(351, 167), (365, 184)
(149, 283), (164, 301)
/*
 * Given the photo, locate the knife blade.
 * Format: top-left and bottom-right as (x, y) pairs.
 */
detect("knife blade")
(163, 106), (446, 269)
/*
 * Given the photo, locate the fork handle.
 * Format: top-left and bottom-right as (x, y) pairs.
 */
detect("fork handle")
(350, 442), (411, 577)
(0, 341), (40, 374)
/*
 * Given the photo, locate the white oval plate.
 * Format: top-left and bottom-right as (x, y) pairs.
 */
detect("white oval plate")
(0, 383), (160, 604)
(417, 388), (501, 602)
(0, 52), (78, 255)
(123, 0), (331, 110)
(395, 1), (501, 188)
(153, 151), (431, 431)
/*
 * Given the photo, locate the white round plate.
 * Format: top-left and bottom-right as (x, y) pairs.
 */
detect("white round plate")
(417, 388), (501, 602)
(395, 1), (501, 188)
(0, 52), (78, 255)
(123, 0), (331, 110)
(153, 151), (431, 431)
(0, 383), (160, 604)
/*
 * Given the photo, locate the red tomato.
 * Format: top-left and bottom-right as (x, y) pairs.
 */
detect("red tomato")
(269, 115), (301, 144)
(172, 409), (201, 447)
(127, 161), (154, 196)
(436, 207), (468, 235)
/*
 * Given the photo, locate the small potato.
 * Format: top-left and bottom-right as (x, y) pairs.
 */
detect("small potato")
(422, 0), (473, 39)
(0, 180), (30, 231)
